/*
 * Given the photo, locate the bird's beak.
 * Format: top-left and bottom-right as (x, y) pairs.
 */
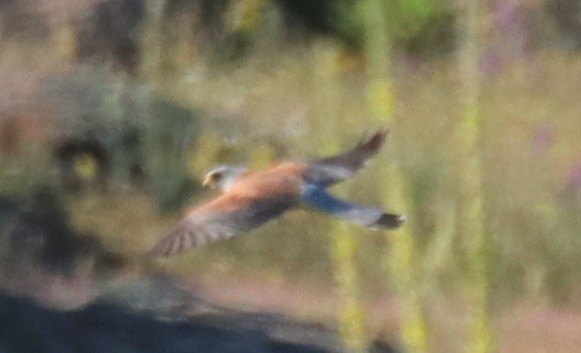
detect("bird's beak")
(202, 176), (211, 188)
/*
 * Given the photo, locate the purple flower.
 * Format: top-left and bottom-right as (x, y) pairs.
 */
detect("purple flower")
(530, 125), (554, 157)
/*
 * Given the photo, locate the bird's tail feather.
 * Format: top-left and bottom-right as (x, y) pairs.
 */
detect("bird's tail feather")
(373, 213), (406, 229)
(300, 185), (405, 230)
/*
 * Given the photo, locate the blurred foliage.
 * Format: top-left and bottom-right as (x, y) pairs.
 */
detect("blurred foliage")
(1, 1), (581, 352)
(360, 0), (429, 352)
(138, 0), (456, 66)
(141, 99), (203, 211)
(273, 0), (454, 56)
(548, 0), (581, 49)
(330, 223), (368, 352)
(0, 150), (55, 202)
(310, 42), (370, 351)
(336, 0), (454, 55)
(456, 2), (492, 352)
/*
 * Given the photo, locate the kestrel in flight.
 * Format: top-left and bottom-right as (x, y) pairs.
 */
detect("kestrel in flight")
(150, 129), (405, 257)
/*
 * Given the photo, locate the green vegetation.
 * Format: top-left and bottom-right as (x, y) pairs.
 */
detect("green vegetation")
(456, 2), (492, 353)
(0, 1), (580, 352)
(361, 1), (427, 352)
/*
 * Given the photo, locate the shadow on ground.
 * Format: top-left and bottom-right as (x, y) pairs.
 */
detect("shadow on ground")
(0, 292), (396, 353)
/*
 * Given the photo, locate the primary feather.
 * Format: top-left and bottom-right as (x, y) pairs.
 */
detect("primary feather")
(304, 129), (388, 187)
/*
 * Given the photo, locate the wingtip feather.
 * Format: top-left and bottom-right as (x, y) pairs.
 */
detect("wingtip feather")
(148, 232), (180, 258)
(147, 240), (170, 258)
(359, 128), (389, 154)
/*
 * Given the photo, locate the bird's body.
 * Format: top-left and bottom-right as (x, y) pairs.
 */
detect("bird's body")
(150, 129), (405, 257)
(226, 163), (306, 198)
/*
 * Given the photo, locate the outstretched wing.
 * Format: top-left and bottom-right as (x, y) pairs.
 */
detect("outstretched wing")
(149, 194), (294, 257)
(304, 129), (388, 187)
(300, 185), (405, 229)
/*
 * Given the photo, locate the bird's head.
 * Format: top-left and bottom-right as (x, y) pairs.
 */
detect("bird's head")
(202, 165), (248, 192)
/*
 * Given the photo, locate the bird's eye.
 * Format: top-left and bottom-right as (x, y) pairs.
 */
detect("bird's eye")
(211, 172), (222, 181)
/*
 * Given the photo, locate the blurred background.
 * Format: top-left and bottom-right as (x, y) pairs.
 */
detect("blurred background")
(0, 0), (580, 352)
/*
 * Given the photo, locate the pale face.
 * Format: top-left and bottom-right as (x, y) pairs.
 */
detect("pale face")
(202, 166), (248, 192)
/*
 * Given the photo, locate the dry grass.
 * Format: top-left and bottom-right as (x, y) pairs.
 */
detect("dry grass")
(1, 19), (580, 352)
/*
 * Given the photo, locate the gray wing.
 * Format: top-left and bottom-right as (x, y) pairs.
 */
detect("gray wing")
(149, 194), (294, 257)
(300, 185), (405, 229)
(304, 129), (388, 187)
